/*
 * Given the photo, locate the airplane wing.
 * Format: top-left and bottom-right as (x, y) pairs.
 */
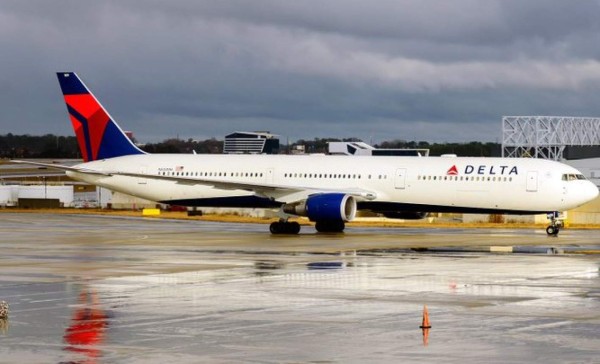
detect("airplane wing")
(11, 160), (378, 203)
(10, 160), (111, 175)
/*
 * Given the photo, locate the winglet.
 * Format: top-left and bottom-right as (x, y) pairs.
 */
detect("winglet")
(56, 72), (145, 162)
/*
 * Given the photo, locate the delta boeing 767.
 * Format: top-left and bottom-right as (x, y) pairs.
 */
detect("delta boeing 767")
(15, 73), (599, 235)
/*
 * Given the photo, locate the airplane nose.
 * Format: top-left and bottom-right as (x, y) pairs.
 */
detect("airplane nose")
(584, 181), (599, 202)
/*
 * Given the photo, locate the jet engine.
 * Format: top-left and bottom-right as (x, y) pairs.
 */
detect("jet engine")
(283, 193), (357, 222)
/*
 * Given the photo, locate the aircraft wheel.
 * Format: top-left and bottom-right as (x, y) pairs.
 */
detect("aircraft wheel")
(270, 221), (301, 235)
(327, 220), (345, 232)
(270, 222), (281, 234)
(315, 220), (345, 233)
(289, 221), (301, 234)
(546, 226), (559, 236)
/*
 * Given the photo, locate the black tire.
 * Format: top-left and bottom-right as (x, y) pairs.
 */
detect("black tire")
(546, 226), (557, 235)
(270, 221), (301, 235)
(270, 222), (281, 234)
(332, 220), (345, 232)
(315, 220), (345, 233)
(289, 221), (301, 234)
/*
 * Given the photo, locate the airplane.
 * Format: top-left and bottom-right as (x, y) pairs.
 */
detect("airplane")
(14, 72), (599, 236)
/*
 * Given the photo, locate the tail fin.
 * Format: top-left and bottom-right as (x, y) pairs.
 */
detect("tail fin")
(56, 72), (145, 162)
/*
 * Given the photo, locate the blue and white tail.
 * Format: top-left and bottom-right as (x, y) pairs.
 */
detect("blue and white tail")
(56, 72), (145, 162)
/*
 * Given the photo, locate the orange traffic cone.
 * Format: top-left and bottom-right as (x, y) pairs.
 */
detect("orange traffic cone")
(419, 305), (432, 329)
(422, 327), (430, 346)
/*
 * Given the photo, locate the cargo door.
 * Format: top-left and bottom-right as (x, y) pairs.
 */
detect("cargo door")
(526, 171), (538, 192)
(138, 166), (148, 185)
(394, 168), (406, 189)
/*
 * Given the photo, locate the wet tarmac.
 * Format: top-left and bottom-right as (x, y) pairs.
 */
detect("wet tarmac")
(0, 213), (599, 363)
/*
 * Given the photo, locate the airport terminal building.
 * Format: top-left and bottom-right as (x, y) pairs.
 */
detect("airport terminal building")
(223, 132), (280, 154)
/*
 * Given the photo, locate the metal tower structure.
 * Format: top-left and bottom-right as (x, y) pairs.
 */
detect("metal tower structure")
(502, 116), (600, 160)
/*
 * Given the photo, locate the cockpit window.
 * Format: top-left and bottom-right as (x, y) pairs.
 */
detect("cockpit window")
(562, 173), (587, 181)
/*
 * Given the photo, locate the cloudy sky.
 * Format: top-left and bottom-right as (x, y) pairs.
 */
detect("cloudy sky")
(2, 0), (600, 144)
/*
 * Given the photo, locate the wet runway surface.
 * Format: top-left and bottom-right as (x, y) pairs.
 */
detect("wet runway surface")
(0, 213), (599, 363)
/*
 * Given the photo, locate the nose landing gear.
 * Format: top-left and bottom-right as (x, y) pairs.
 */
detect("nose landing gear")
(546, 212), (563, 236)
(546, 224), (559, 236)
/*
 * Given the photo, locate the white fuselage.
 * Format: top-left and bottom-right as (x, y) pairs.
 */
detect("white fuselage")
(67, 154), (599, 215)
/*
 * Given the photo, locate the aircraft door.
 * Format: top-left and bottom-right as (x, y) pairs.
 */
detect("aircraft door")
(266, 168), (274, 183)
(394, 168), (406, 189)
(526, 171), (538, 192)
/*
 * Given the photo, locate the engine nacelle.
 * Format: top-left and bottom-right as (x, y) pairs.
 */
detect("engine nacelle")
(382, 211), (428, 220)
(283, 193), (357, 222)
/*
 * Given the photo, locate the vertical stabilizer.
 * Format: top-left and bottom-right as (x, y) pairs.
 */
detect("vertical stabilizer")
(56, 72), (145, 162)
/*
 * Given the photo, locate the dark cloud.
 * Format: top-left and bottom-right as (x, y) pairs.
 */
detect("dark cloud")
(1, 0), (600, 144)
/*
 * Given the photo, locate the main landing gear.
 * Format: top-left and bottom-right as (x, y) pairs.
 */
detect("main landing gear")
(314, 220), (345, 233)
(546, 211), (563, 236)
(269, 219), (346, 234)
(270, 219), (301, 235)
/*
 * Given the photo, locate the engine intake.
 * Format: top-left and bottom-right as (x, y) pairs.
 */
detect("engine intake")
(283, 193), (357, 222)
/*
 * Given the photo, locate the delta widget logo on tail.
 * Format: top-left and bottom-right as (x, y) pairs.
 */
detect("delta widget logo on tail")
(64, 93), (112, 162)
(57, 73), (144, 162)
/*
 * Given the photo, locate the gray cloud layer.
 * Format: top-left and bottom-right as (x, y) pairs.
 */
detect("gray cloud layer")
(1, 0), (600, 143)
